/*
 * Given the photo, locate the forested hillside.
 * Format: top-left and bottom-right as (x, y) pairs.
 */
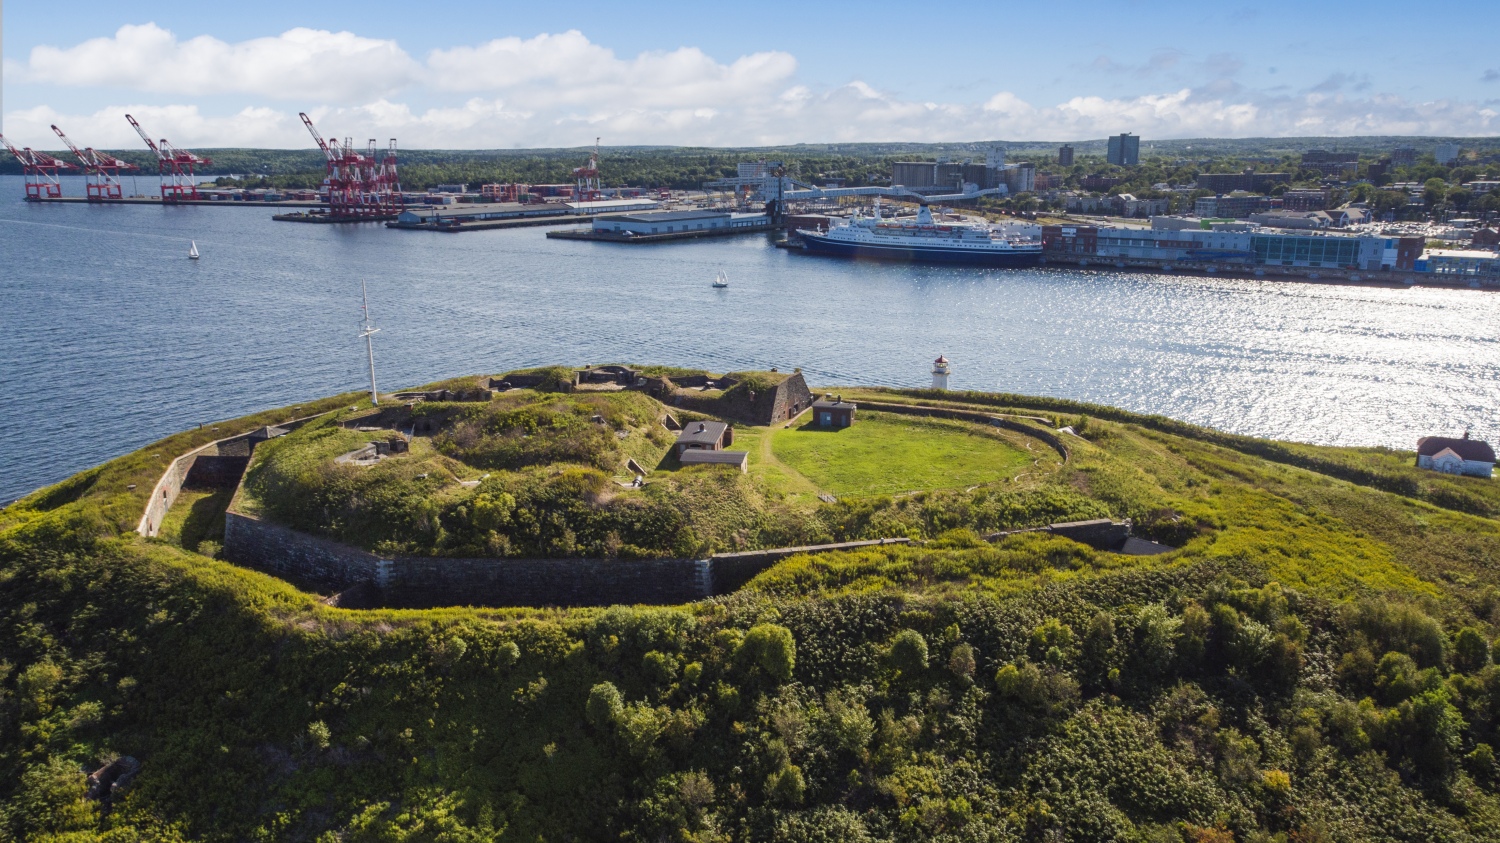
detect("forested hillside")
(4, 379), (1500, 842)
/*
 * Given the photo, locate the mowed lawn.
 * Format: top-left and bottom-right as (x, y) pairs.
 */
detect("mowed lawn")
(770, 413), (1033, 496)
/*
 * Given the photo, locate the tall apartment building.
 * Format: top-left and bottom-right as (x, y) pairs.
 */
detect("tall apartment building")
(1391, 147), (1418, 167)
(1435, 143), (1461, 166)
(1058, 144), (1074, 167)
(1106, 134), (1140, 167)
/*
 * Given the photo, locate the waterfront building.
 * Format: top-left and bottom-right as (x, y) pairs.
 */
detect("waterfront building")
(1416, 434), (1495, 478)
(932, 356), (951, 390)
(592, 209), (766, 236)
(1058, 145), (1075, 167)
(1106, 134), (1140, 167)
(1415, 250), (1500, 277)
(1092, 228), (1254, 263)
(1250, 233), (1368, 268)
(1041, 224), (1098, 254)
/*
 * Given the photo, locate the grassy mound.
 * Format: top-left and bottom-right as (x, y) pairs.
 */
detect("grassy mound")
(10, 373), (1500, 841)
(771, 413), (1035, 496)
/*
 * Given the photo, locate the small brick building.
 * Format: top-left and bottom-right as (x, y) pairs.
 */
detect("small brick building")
(812, 398), (856, 429)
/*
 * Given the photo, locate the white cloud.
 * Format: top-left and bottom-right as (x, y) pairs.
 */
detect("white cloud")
(7, 25), (1499, 149)
(22, 24), (419, 101)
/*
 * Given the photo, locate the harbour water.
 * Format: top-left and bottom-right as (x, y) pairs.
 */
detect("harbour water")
(3, 174), (1498, 502)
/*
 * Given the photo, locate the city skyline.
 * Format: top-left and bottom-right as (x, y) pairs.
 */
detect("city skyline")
(3, 0), (1498, 149)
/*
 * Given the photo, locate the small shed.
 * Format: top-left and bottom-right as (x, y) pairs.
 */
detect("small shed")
(674, 421), (733, 457)
(812, 397), (856, 429)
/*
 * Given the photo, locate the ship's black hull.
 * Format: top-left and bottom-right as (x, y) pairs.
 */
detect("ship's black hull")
(800, 232), (1043, 267)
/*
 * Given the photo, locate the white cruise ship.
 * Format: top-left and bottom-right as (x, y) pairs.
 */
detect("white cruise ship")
(797, 204), (1043, 267)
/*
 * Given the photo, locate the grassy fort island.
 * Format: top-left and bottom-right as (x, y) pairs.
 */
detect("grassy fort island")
(6, 365), (1500, 841)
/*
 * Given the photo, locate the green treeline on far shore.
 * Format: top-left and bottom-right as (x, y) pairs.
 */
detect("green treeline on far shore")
(7, 375), (1500, 841)
(6, 139), (1498, 215)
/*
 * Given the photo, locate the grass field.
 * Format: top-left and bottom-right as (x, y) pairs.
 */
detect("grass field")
(769, 412), (1034, 496)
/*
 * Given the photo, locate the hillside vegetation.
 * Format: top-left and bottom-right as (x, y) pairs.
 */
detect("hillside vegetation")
(3, 375), (1500, 842)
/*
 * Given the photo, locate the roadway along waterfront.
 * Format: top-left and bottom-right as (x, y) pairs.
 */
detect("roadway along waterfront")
(3, 174), (1499, 502)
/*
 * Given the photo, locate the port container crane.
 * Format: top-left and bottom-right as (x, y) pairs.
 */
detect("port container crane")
(573, 138), (601, 202)
(1, 132), (74, 200)
(125, 114), (212, 202)
(299, 113), (402, 220)
(51, 124), (138, 201)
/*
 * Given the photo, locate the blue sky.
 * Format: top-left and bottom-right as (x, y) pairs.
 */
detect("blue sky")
(3, 0), (1497, 149)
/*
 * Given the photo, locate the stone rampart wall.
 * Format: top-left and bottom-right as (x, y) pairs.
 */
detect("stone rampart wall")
(137, 414), (326, 538)
(224, 510), (380, 588)
(222, 508), (913, 608)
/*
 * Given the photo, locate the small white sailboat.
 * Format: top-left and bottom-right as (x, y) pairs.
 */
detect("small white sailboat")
(189, 241), (200, 260)
(712, 269), (728, 288)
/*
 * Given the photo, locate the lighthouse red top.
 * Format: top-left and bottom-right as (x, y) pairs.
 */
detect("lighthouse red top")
(934, 355), (948, 365)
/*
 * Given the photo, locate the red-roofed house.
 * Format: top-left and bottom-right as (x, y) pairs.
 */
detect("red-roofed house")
(1416, 434), (1495, 478)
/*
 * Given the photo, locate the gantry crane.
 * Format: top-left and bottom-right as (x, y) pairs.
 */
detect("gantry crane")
(299, 112), (402, 220)
(1, 132), (74, 200)
(51, 123), (138, 201)
(125, 114), (212, 202)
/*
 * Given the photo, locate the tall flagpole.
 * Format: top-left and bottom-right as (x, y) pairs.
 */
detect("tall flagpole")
(359, 280), (380, 405)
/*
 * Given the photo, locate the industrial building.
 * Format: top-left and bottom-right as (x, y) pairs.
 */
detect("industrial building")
(591, 209), (767, 236)
(1106, 134), (1140, 167)
(1043, 221), (1428, 273)
(393, 198), (659, 227)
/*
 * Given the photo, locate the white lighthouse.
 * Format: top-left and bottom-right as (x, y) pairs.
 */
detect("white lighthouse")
(931, 354), (951, 390)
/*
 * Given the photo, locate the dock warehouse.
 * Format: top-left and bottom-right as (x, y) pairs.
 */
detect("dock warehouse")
(395, 202), (567, 225)
(592, 210), (768, 236)
(394, 198), (660, 226)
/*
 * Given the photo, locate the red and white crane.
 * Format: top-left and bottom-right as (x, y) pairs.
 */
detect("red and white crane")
(299, 112), (403, 220)
(573, 137), (602, 202)
(0, 132), (75, 200)
(125, 114), (212, 202)
(51, 123), (139, 201)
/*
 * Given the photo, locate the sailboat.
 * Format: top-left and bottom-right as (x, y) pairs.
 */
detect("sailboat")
(188, 241), (200, 260)
(712, 269), (728, 288)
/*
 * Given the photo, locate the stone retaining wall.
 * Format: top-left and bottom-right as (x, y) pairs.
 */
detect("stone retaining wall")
(223, 508), (911, 608)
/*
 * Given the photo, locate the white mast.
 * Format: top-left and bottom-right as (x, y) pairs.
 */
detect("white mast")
(359, 280), (380, 405)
